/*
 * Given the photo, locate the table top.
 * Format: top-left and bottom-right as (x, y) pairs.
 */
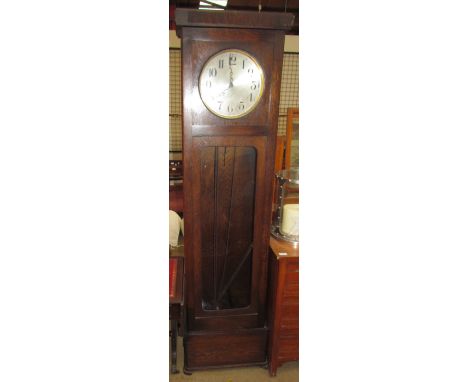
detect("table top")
(269, 235), (299, 259)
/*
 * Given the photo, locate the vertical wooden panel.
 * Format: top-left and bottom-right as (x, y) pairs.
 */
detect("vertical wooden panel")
(200, 146), (257, 310)
(199, 146), (216, 307)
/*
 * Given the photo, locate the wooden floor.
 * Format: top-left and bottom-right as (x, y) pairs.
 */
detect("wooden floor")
(169, 336), (299, 382)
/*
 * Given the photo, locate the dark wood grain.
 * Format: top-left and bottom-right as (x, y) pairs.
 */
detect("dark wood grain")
(170, 1), (299, 35)
(198, 146), (256, 310)
(169, 256), (184, 374)
(184, 328), (268, 371)
(176, 8), (293, 371)
(175, 9), (294, 35)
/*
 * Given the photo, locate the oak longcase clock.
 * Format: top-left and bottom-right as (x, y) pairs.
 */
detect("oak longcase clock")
(175, 9), (294, 372)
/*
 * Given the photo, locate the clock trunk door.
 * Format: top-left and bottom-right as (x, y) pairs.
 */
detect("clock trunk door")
(190, 136), (267, 331)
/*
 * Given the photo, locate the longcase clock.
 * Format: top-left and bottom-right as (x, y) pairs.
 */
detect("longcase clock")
(175, 9), (294, 372)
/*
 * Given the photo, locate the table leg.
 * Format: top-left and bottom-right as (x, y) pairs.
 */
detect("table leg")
(170, 319), (179, 374)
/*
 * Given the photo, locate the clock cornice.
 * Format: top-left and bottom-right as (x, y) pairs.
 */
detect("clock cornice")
(175, 9), (295, 37)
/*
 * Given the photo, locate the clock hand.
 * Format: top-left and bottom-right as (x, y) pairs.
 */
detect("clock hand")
(215, 68), (235, 98)
(217, 86), (231, 98)
(229, 66), (234, 88)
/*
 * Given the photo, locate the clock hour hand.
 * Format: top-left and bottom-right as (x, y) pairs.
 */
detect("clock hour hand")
(217, 87), (230, 98)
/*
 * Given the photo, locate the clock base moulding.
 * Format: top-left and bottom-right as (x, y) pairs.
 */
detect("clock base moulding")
(183, 327), (268, 372)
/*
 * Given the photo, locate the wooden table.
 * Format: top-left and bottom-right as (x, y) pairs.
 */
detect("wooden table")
(267, 236), (299, 376)
(169, 256), (184, 374)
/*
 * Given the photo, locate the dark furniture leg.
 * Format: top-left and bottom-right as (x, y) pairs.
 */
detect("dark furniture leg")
(170, 319), (179, 374)
(169, 256), (184, 374)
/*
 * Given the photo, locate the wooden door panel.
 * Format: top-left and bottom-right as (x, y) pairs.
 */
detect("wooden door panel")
(190, 136), (268, 330)
(199, 146), (256, 311)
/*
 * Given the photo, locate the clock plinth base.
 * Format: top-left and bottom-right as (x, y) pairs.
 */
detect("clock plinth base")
(183, 327), (268, 371)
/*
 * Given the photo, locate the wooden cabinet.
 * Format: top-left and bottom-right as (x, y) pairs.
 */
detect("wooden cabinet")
(267, 236), (299, 376)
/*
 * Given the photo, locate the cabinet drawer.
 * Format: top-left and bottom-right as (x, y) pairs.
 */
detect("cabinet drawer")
(280, 326), (299, 339)
(284, 272), (298, 292)
(278, 351), (299, 362)
(284, 281), (298, 296)
(282, 293), (298, 306)
(286, 261), (299, 273)
(280, 303), (299, 321)
(283, 286), (298, 298)
(280, 317), (298, 330)
(277, 339), (299, 361)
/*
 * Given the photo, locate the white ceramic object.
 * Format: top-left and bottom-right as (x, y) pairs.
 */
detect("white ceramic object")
(169, 210), (182, 247)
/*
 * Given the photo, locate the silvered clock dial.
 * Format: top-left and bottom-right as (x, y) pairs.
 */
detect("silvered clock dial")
(198, 49), (264, 119)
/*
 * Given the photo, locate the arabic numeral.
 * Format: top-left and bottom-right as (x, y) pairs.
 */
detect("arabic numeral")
(238, 102), (245, 111)
(208, 68), (217, 77)
(205, 80), (212, 88)
(227, 104), (234, 113)
(229, 54), (237, 65)
(251, 81), (257, 90)
(218, 59), (224, 69)
(218, 101), (222, 110)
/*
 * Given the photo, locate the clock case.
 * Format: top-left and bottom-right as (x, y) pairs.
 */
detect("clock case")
(175, 9), (294, 372)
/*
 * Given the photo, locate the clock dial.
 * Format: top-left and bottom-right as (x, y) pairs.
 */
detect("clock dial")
(199, 49), (264, 119)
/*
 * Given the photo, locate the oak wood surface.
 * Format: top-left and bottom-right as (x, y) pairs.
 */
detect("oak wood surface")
(175, 9), (294, 35)
(184, 328), (268, 371)
(176, 8), (292, 370)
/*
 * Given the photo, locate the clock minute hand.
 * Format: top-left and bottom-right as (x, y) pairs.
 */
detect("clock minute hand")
(215, 68), (234, 98)
(229, 66), (234, 88)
